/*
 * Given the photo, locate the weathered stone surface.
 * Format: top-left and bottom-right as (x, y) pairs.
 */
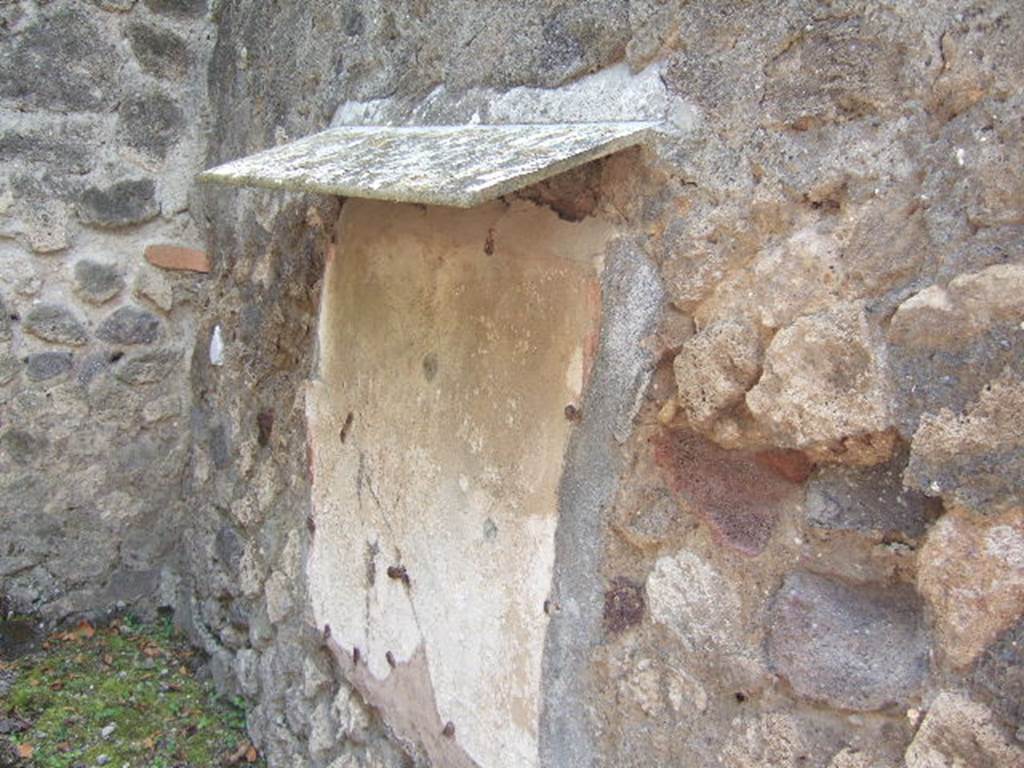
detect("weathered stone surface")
(127, 23), (189, 80)
(0, 119), (99, 176)
(96, 307), (161, 346)
(144, 244), (210, 273)
(906, 375), (1024, 515)
(73, 261), (125, 305)
(113, 349), (181, 385)
(720, 712), (844, 768)
(78, 180), (160, 229)
(747, 302), (893, 451)
(761, 16), (907, 130)
(767, 572), (929, 711)
(134, 269), (174, 313)
(23, 304), (89, 346)
(805, 452), (940, 539)
(889, 264), (1024, 351)
(0, 8), (123, 111)
(119, 91), (185, 159)
(25, 352), (73, 382)
(972, 616), (1024, 734)
(917, 509), (1024, 668)
(904, 692), (1024, 768)
(654, 431), (804, 555)
(201, 122), (657, 207)
(673, 318), (762, 429)
(0, 355), (19, 386)
(0, 294), (11, 342)
(647, 549), (741, 653)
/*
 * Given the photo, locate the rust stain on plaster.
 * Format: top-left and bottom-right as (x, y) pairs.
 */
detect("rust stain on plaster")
(325, 637), (481, 768)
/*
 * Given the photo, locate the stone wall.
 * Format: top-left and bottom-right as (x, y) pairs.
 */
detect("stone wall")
(0, 0), (213, 619)
(3, 1), (1023, 767)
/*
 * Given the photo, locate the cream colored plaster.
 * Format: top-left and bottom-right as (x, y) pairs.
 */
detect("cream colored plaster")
(307, 199), (613, 768)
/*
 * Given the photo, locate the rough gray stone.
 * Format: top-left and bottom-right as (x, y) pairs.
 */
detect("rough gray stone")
(119, 92), (185, 159)
(805, 452), (941, 539)
(74, 261), (125, 305)
(77, 180), (160, 229)
(0, 7), (123, 111)
(127, 23), (189, 79)
(767, 572), (929, 711)
(25, 352), (73, 382)
(972, 617), (1024, 733)
(23, 304), (89, 346)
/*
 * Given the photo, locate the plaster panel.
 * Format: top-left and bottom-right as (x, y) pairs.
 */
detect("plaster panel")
(307, 199), (613, 767)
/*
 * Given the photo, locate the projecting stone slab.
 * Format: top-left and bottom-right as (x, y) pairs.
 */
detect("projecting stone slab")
(200, 122), (656, 207)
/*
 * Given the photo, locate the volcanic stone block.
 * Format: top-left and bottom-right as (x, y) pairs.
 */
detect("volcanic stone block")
(23, 304), (89, 346)
(904, 692), (1024, 768)
(0, 7), (122, 111)
(972, 617), (1024, 733)
(127, 23), (189, 79)
(767, 572), (929, 710)
(25, 352), (73, 382)
(97, 307), (161, 345)
(804, 453), (940, 539)
(74, 261), (125, 305)
(119, 92), (185, 159)
(78, 180), (159, 229)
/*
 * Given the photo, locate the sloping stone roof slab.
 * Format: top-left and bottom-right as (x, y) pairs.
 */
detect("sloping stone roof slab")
(199, 122), (656, 207)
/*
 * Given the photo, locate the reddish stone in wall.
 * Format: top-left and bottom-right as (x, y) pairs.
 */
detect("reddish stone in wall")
(652, 430), (806, 556)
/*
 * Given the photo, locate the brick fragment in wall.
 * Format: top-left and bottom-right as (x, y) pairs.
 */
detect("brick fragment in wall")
(145, 244), (210, 273)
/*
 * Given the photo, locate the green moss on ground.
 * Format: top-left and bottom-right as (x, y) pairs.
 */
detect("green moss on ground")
(1, 616), (262, 768)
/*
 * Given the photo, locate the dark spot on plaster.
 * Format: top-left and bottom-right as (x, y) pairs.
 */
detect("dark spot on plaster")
(442, 721), (456, 738)
(108, 351), (124, 363)
(322, 623), (331, 640)
(257, 409), (274, 447)
(386, 650), (396, 668)
(734, 691), (747, 703)
(353, 646), (360, 664)
(387, 564), (410, 587)
(564, 403), (582, 422)
(483, 228), (495, 255)
(306, 515), (316, 535)
(422, 352), (438, 382)
(483, 518), (498, 540)
(339, 411), (353, 443)
(603, 577), (644, 634)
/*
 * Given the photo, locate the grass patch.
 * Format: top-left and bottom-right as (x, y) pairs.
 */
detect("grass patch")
(1, 616), (262, 768)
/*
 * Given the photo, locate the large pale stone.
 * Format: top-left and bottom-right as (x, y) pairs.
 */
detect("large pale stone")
(917, 509), (1024, 668)
(907, 376), (1024, 515)
(746, 302), (892, 450)
(673, 318), (762, 428)
(904, 692), (1024, 768)
(646, 549), (741, 653)
(201, 122), (656, 207)
(889, 264), (1024, 351)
